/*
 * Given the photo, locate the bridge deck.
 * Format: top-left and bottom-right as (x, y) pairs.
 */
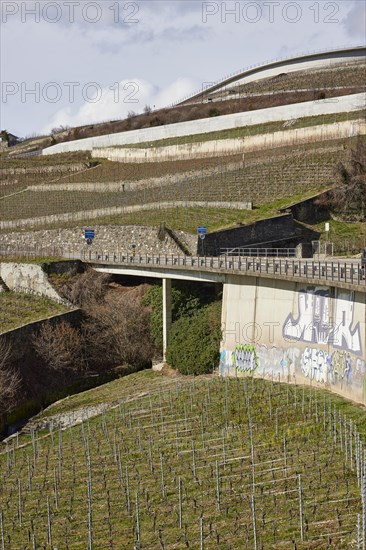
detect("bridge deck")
(1, 247), (364, 291)
(84, 252), (366, 292)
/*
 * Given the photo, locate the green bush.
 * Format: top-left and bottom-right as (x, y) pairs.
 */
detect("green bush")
(142, 284), (208, 351)
(166, 301), (222, 375)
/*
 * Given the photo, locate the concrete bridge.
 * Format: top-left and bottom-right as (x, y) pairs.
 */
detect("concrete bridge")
(79, 251), (366, 405)
(178, 45), (366, 104)
(2, 246), (364, 403)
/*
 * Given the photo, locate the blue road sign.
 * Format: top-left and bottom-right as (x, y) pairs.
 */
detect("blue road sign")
(85, 229), (95, 239)
(197, 226), (207, 234)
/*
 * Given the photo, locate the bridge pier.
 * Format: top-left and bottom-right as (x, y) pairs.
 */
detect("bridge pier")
(220, 274), (366, 405)
(163, 278), (172, 362)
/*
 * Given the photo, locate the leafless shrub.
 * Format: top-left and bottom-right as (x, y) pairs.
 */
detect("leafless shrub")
(33, 321), (85, 374)
(314, 138), (366, 220)
(0, 338), (21, 414)
(83, 293), (153, 370)
(59, 269), (111, 307)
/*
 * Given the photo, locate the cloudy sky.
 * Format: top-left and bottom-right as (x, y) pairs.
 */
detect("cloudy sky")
(1, 0), (365, 137)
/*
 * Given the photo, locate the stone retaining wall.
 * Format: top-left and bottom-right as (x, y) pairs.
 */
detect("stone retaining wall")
(0, 225), (199, 256)
(0, 164), (86, 176)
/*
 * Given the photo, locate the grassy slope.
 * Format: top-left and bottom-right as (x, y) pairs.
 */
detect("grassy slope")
(0, 292), (69, 333)
(304, 220), (366, 256)
(1, 369), (364, 548)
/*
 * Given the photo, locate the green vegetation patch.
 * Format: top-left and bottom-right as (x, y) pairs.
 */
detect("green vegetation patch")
(45, 194), (322, 235)
(0, 292), (69, 333)
(167, 301), (222, 375)
(143, 283), (219, 351)
(303, 219), (366, 256)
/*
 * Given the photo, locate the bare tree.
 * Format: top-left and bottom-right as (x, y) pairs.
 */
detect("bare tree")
(58, 269), (111, 307)
(316, 138), (366, 220)
(0, 338), (21, 414)
(83, 293), (153, 370)
(33, 321), (85, 374)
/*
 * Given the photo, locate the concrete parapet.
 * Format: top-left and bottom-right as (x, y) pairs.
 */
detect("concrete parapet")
(92, 120), (366, 163)
(43, 93), (366, 154)
(180, 46), (366, 103)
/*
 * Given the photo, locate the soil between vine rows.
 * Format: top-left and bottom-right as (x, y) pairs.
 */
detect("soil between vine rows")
(0, 370), (364, 549)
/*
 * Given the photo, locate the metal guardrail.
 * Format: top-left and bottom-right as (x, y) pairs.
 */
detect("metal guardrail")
(88, 252), (365, 288)
(220, 247), (296, 258)
(173, 45), (365, 105)
(0, 248), (365, 288)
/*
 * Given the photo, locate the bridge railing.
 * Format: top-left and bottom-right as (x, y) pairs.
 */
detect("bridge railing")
(0, 247), (365, 288)
(220, 247), (296, 257)
(81, 251), (365, 288)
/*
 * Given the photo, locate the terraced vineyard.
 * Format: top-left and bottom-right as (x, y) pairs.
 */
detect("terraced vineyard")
(207, 60), (366, 100)
(1, 370), (365, 548)
(0, 152), (92, 197)
(65, 155), (242, 185)
(0, 144), (349, 223)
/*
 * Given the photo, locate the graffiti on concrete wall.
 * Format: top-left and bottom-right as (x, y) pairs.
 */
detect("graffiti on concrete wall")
(221, 344), (365, 392)
(283, 287), (362, 355)
(299, 348), (365, 386)
(256, 346), (300, 378)
(232, 344), (258, 373)
(300, 347), (330, 384)
(219, 350), (235, 377)
(328, 350), (352, 384)
(333, 291), (362, 354)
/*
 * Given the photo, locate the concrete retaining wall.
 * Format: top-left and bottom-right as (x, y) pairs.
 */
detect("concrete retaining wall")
(92, 120), (366, 163)
(0, 263), (66, 303)
(220, 275), (366, 404)
(1, 309), (81, 341)
(202, 215), (319, 255)
(42, 93), (366, 154)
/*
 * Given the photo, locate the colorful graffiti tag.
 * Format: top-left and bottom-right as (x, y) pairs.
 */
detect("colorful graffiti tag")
(299, 347), (366, 389)
(300, 347), (330, 384)
(283, 287), (362, 355)
(232, 344), (258, 373)
(223, 343), (365, 391)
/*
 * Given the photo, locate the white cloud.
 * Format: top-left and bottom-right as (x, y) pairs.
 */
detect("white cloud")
(2, 0), (363, 136)
(41, 77), (197, 133)
(342, 1), (366, 36)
